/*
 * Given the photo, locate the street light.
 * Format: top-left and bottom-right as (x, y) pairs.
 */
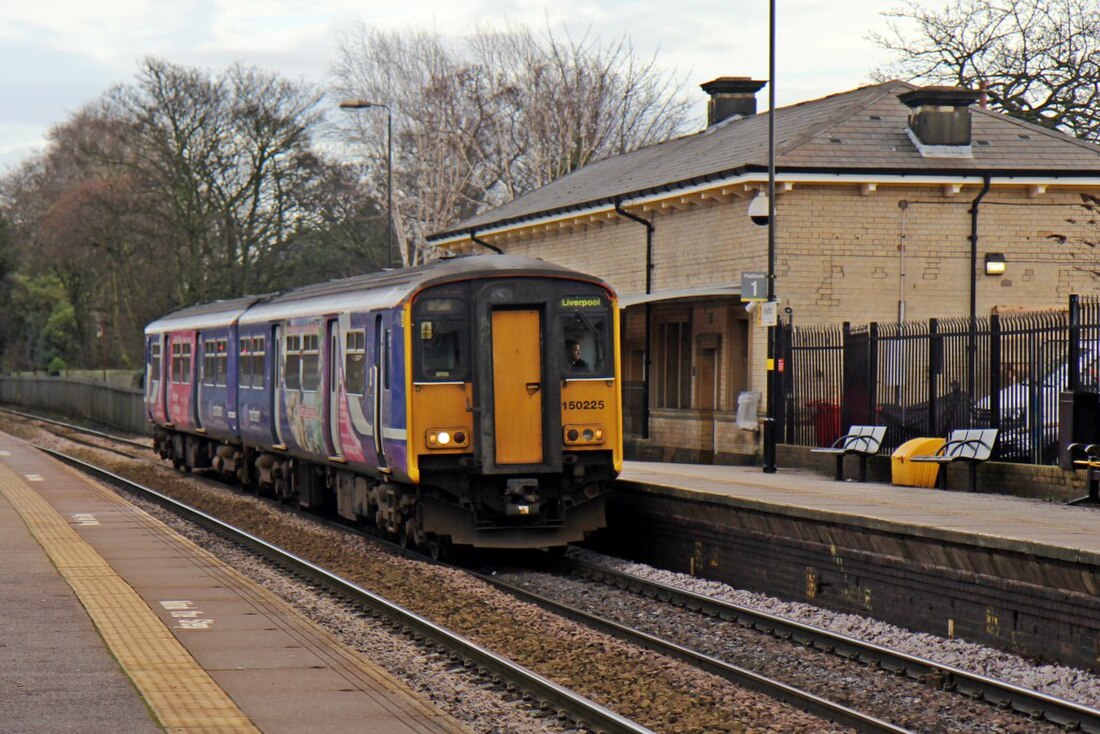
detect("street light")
(339, 99), (394, 267)
(763, 0), (778, 473)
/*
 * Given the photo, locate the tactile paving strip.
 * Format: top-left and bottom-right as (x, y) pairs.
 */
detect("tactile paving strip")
(0, 461), (259, 733)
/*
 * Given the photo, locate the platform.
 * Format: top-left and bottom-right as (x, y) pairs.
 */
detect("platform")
(0, 431), (469, 734)
(607, 460), (1100, 671)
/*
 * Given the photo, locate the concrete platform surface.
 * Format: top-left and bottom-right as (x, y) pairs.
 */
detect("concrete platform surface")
(0, 432), (470, 734)
(619, 460), (1100, 563)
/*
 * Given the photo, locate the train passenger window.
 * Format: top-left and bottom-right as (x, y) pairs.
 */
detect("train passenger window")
(180, 342), (192, 384)
(302, 333), (321, 392)
(203, 340), (217, 386)
(561, 311), (610, 377)
(215, 339), (228, 386)
(171, 343), (180, 383)
(251, 337), (266, 389)
(285, 335), (301, 390)
(345, 331), (366, 395)
(239, 338), (251, 389)
(414, 298), (468, 381)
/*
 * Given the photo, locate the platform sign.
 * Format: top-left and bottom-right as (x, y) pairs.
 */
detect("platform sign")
(741, 272), (768, 302)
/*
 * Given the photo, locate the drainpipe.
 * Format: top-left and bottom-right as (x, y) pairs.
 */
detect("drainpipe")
(968, 175), (992, 406)
(614, 199), (654, 439)
(469, 230), (503, 254)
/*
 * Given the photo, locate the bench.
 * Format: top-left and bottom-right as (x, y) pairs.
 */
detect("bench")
(810, 425), (886, 482)
(1066, 443), (1100, 506)
(910, 428), (998, 491)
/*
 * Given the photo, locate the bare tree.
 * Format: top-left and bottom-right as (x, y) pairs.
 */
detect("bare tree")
(330, 24), (691, 264)
(1, 59), (377, 369)
(869, 0), (1100, 141)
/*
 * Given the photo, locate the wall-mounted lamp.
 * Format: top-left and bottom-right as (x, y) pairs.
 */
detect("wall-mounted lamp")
(984, 252), (1006, 276)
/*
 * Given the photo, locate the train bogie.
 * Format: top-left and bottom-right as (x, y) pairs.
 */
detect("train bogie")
(144, 255), (622, 549)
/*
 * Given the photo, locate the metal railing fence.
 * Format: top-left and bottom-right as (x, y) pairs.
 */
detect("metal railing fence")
(785, 294), (1100, 464)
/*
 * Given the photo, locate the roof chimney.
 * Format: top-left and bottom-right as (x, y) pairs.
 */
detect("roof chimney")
(898, 86), (982, 156)
(701, 77), (767, 126)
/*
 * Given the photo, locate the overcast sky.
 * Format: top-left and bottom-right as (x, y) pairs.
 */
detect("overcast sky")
(0, 0), (904, 172)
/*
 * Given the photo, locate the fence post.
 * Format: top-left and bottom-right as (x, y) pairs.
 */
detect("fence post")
(1069, 294), (1080, 392)
(928, 318), (939, 436)
(868, 322), (879, 427)
(989, 314), (1001, 457)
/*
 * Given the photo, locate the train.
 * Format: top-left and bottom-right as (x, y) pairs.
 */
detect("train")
(143, 254), (622, 552)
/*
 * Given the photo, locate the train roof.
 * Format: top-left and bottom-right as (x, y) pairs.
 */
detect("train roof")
(237, 254), (611, 325)
(146, 255), (613, 332)
(144, 295), (267, 334)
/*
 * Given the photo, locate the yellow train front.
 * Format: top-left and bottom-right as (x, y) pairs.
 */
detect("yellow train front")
(406, 261), (622, 549)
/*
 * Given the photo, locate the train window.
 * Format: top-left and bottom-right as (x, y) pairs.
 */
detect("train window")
(251, 336), (266, 389)
(414, 298), (468, 381)
(238, 338), (251, 389)
(215, 339), (228, 386)
(149, 342), (161, 395)
(345, 330), (366, 395)
(285, 335), (301, 390)
(203, 340), (216, 386)
(561, 310), (610, 377)
(180, 342), (192, 385)
(302, 333), (321, 392)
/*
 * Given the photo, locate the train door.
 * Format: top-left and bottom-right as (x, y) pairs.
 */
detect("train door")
(372, 315), (386, 467)
(491, 308), (544, 465)
(272, 324), (286, 448)
(194, 331), (205, 431)
(161, 334), (171, 421)
(326, 318), (344, 461)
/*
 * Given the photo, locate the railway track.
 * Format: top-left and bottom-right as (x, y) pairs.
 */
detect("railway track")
(555, 557), (1100, 733)
(39, 446), (653, 734)
(8, 406), (1100, 732)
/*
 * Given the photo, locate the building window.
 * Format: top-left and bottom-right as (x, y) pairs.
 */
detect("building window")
(655, 316), (691, 409)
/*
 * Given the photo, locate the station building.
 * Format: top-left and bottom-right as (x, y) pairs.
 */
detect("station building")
(428, 78), (1100, 464)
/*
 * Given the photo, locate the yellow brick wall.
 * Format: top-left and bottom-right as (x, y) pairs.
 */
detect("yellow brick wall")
(480, 182), (1100, 459)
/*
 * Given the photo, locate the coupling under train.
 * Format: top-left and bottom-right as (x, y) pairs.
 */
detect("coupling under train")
(144, 255), (622, 550)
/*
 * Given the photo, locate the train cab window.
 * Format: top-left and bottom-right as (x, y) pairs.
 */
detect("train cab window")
(285, 335), (301, 390)
(414, 297), (468, 381)
(345, 330), (366, 395)
(251, 336), (266, 389)
(301, 333), (321, 392)
(561, 308), (611, 377)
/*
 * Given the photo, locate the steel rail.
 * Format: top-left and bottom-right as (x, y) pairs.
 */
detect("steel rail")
(565, 556), (1100, 734)
(37, 447), (654, 734)
(470, 567), (912, 734)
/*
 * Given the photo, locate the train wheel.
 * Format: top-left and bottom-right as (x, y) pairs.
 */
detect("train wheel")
(426, 536), (449, 561)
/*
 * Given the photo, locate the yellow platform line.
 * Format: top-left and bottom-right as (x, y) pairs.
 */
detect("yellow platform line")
(0, 461), (258, 733)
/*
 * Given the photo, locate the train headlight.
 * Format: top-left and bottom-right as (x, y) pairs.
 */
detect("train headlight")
(563, 424), (605, 446)
(426, 428), (469, 449)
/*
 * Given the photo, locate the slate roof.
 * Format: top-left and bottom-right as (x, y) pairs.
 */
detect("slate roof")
(431, 80), (1100, 240)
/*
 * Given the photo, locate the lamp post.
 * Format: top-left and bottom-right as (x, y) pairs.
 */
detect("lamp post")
(339, 99), (394, 267)
(763, 0), (778, 473)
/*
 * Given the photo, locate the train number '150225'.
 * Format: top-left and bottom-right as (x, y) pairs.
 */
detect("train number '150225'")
(563, 400), (605, 411)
